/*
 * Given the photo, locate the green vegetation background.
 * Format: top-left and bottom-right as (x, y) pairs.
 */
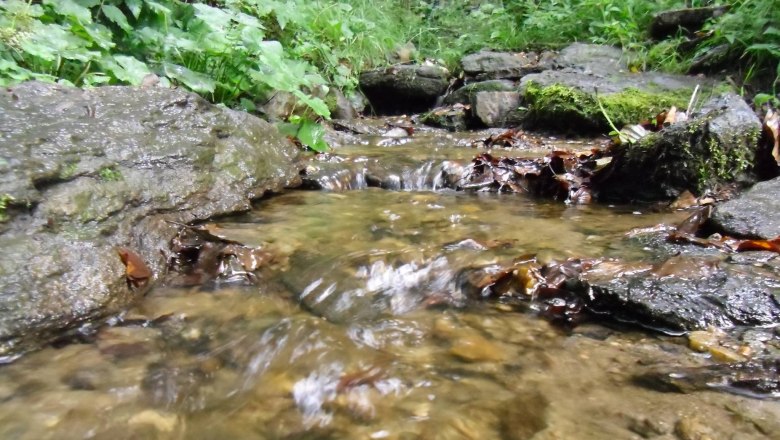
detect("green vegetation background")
(1, 0), (778, 115)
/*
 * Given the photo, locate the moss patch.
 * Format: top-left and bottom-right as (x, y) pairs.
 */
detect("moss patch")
(523, 82), (692, 132)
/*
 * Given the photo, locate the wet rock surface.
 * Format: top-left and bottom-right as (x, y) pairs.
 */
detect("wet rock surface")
(460, 50), (552, 81)
(709, 176), (780, 239)
(0, 81), (302, 358)
(598, 93), (763, 201)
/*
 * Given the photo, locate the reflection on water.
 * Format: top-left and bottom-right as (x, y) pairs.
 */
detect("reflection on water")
(1, 134), (779, 439)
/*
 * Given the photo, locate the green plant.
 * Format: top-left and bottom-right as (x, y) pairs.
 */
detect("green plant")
(98, 166), (122, 181)
(0, 194), (14, 222)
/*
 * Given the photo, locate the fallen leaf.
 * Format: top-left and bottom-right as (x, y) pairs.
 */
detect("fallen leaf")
(117, 247), (152, 289)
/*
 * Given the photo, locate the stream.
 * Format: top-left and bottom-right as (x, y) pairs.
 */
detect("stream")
(0, 121), (778, 439)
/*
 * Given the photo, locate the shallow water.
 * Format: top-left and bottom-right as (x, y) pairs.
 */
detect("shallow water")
(0, 127), (778, 439)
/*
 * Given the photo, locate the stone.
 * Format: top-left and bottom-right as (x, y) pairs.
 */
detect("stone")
(709, 176), (780, 239)
(650, 6), (730, 40)
(0, 81), (302, 359)
(596, 93), (763, 202)
(359, 64), (450, 115)
(449, 333), (507, 362)
(461, 51), (546, 81)
(421, 105), (470, 131)
(518, 43), (717, 132)
(471, 91), (522, 127)
(442, 79), (516, 106)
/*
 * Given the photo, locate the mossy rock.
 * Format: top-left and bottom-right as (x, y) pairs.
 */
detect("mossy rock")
(518, 67), (723, 132)
(596, 93), (763, 202)
(521, 82), (696, 132)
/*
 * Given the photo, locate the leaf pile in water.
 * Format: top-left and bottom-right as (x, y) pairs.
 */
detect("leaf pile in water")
(457, 149), (610, 204)
(166, 223), (275, 286)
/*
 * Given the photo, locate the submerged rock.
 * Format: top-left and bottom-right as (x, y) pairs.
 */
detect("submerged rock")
(359, 64), (450, 115)
(596, 93), (763, 201)
(709, 176), (780, 239)
(0, 81), (302, 359)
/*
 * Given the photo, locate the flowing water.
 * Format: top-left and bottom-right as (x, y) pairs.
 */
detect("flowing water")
(0, 124), (779, 439)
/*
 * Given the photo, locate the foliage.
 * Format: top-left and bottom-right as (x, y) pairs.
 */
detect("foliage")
(0, 194), (14, 222)
(0, 0), (777, 116)
(98, 166), (122, 181)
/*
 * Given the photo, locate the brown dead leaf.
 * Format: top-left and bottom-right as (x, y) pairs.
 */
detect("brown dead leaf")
(733, 237), (780, 253)
(117, 247), (152, 289)
(669, 190), (697, 209)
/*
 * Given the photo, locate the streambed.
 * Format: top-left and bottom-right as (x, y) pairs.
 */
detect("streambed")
(0, 124), (778, 439)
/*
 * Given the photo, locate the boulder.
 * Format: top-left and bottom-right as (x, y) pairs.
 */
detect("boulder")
(709, 176), (780, 239)
(461, 50), (552, 81)
(471, 91), (522, 127)
(650, 6), (730, 40)
(0, 81), (302, 359)
(519, 43), (716, 132)
(586, 261), (780, 333)
(421, 105), (470, 132)
(442, 79), (516, 106)
(596, 93), (763, 201)
(359, 64), (450, 115)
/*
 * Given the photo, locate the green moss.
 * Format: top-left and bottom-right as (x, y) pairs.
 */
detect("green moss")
(0, 194), (14, 222)
(523, 82), (692, 132)
(98, 167), (122, 182)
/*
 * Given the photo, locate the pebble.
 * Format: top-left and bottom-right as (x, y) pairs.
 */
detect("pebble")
(449, 334), (507, 362)
(128, 409), (178, 432)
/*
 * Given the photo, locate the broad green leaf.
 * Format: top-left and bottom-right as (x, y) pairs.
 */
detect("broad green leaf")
(125, 0), (142, 19)
(102, 5), (131, 32)
(20, 23), (93, 62)
(103, 55), (151, 84)
(296, 119), (329, 153)
(293, 91), (331, 118)
(163, 62), (216, 93)
(240, 26), (266, 51)
(0, 0), (44, 17)
(145, 1), (172, 17)
(43, 0), (92, 23)
(192, 3), (232, 31)
(80, 23), (115, 50)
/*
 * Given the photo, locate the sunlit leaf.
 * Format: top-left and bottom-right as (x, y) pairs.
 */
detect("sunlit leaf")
(43, 0), (92, 23)
(145, 1), (172, 17)
(192, 3), (233, 31)
(125, 0), (142, 19)
(295, 118), (329, 153)
(163, 62), (216, 94)
(101, 5), (131, 32)
(102, 55), (151, 84)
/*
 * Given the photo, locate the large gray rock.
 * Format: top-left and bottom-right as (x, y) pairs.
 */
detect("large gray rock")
(596, 93), (763, 201)
(471, 91), (522, 127)
(442, 79), (516, 106)
(586, 261), (780, 333)
(359, 64), (450, 115)
(518, 43), (716, 132)
(709, 177), (780, 239)
(461, 51), (552, 81)
(0, 82), (302, 359)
